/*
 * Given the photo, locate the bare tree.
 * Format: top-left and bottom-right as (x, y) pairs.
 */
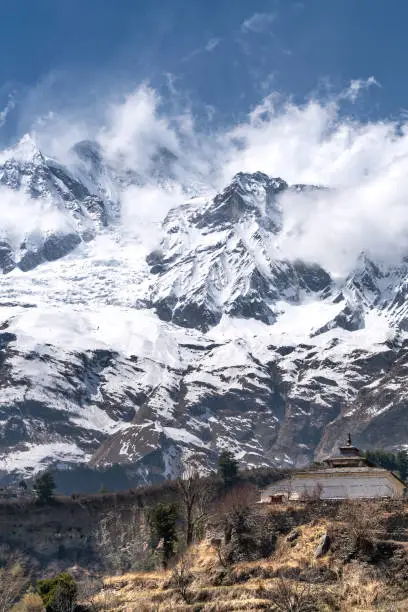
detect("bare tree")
(171, 553), (194, 604)
(177, 464), (211, 546)
(0, 558), (29, 612)
(300, 482), (323, 502)
(216, 482), (258, 542)
(94, 508), (151, 573)
(212, 538), (229, 568)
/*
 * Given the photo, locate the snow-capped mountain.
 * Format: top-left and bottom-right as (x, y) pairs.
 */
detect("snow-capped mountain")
(0, 135), (110, 274)
(0, 135), (408, 484)
(147, 172), (332, 331)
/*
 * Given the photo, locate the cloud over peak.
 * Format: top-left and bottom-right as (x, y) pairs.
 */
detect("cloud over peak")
(4, 78), (408, 277)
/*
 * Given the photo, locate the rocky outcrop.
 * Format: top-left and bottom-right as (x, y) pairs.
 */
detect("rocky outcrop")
(314, 533), (331, 558)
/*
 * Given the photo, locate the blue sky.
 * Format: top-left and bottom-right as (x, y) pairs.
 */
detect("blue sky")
(1, 0), (408, 144)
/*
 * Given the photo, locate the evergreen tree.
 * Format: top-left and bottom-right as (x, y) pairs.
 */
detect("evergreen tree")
(33, 471), (56, 503)
(151, 503), (178, 566)
(363, 450), (395, 471)
(397, 450), (408, 482)
(217, 450), (239, 487)
(37, 572), (77, 612)
(362, 449), (408, 483)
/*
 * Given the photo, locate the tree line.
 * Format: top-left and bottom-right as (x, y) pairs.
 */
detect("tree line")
(362, 449), (408, 481)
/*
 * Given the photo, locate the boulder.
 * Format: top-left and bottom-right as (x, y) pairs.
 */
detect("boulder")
(286, 529), (301, 543)
(314, 533), (331, 558)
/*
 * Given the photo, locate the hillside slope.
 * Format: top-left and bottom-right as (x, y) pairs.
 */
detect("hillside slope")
(90, 499), (408, 611)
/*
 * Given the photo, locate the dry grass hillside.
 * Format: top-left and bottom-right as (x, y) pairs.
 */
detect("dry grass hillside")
(85, 499), (408, 612)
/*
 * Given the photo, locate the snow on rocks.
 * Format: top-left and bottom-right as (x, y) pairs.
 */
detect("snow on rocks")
(0, 139), (407, 481)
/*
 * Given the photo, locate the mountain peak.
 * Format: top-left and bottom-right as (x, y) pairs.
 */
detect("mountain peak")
(1, 133), (45, 165)
(231, 171), (287, 194)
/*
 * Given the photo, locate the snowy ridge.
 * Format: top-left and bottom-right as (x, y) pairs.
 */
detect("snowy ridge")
(147, 172), (332, 331)
(0, 136), (407, 482)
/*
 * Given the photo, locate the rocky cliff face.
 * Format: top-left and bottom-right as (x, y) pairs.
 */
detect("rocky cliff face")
(0, 135), (407, 485)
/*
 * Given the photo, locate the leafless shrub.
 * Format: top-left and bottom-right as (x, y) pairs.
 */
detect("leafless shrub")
(212, 538), (230, 569)
(76, 577), (103, 612)
(262, 579), (318, 612)
(214, 483), (263, 563)
(300, 483), (323, 503)
(215, 483), (258, 542)
(337, 499), (384, 553)
(0, 558), (29, 612)
(338, 562), (389, 610)
(171, 554), (194, 604)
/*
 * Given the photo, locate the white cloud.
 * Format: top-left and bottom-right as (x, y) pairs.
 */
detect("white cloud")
(241, 12), (276, 34)
(0, 94), (15, 128)
(27, 85), (214, 246)
(216, 87), (408, 275)
(342, 76), (381, 102)
(0, 186), (70, 249)
(182, 37), (222, 62)
(205, 37), (221, 52)
(120, 183), (186, 248)
(11, 78), (408, 278)
(97, 87), (180, 174)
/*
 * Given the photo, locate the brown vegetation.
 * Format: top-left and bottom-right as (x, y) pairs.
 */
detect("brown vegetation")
(74, 498), (408, 610)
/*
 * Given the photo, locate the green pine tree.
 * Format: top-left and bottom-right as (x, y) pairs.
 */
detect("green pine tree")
(151, 503), (178, 566)
(217, 450), (239, 487)
(37, 572), (77, 611)
(33, 471), (56, 503)
(397, 450), (408, 482)
(363, 448), (408, 483)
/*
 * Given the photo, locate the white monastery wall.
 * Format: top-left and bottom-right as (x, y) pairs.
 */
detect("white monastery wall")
(262, 472), (402, 501)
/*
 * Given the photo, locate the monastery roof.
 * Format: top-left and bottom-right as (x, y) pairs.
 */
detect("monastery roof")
(263, 436), (408, 494)
(262, 466), (407, 492)
(295, 467), (399, 476)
